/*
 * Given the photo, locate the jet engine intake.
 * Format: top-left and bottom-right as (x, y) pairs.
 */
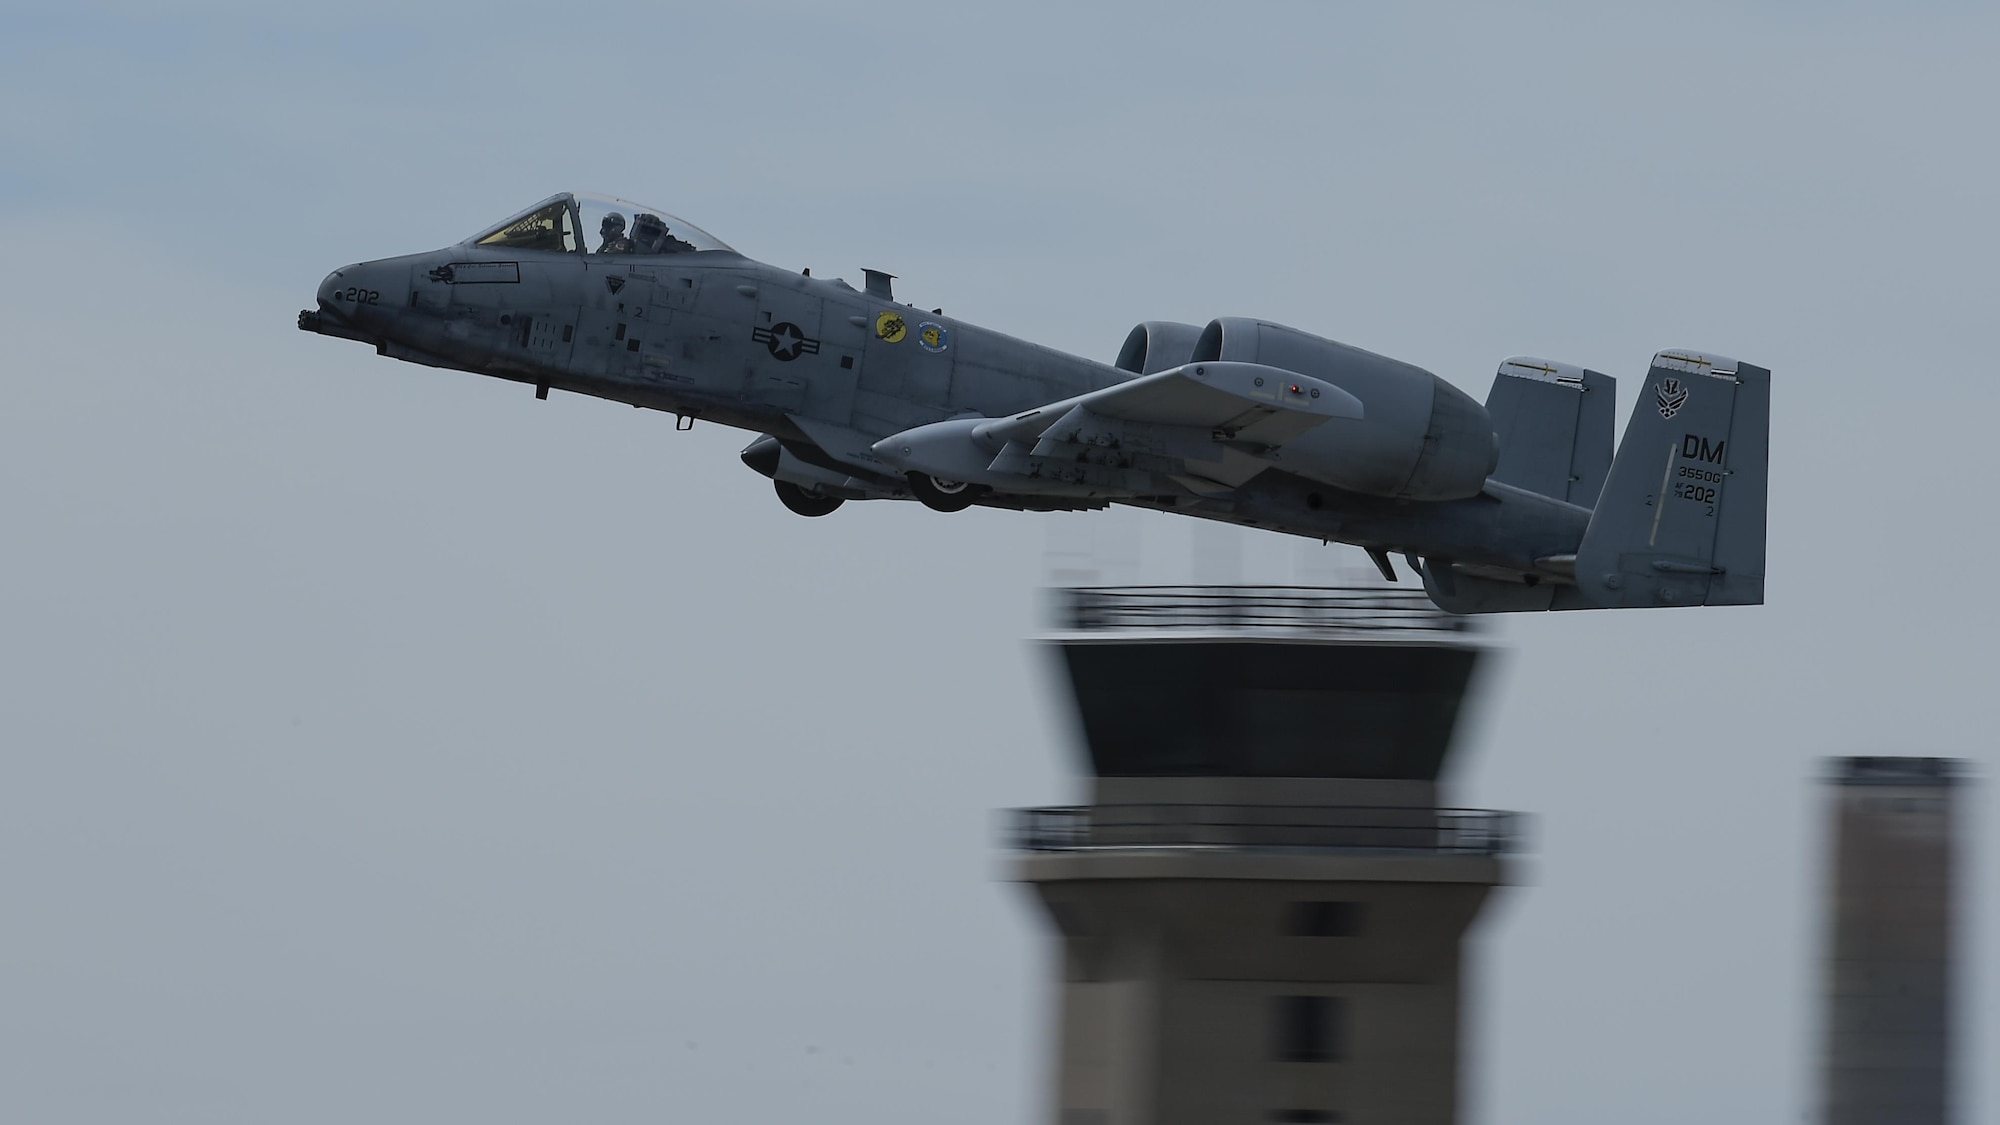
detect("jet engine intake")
(1114, 321), (1207, 375)
(1191, 317), (1496, 500)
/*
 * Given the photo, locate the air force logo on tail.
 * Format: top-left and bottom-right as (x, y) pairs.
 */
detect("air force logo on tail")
(1656, 378), (1688, 419)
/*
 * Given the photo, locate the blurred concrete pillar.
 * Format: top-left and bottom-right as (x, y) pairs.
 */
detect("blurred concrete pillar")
(1820, 756), (1965, 1125)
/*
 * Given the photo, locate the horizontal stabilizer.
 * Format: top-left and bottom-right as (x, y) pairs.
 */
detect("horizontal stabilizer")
(1421, 565), (1598, 613)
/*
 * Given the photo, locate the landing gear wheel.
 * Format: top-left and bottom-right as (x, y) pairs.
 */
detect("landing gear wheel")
(908, 472), (986, 513)
(774, 479), (844, 517)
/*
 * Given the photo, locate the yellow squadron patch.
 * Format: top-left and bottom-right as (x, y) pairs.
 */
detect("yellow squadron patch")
(875, 310), (908, 343)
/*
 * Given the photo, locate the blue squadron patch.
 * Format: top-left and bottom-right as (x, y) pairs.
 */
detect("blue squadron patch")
(917, 321), (949, 353)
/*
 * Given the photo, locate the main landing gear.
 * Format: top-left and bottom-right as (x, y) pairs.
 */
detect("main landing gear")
(907, 473), (987, 513)
(774, 479), (844, 517)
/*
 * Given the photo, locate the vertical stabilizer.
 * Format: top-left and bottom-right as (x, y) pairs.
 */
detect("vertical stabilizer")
(1485, 357), (1616, 506)
(1572, 350), (1770, 608)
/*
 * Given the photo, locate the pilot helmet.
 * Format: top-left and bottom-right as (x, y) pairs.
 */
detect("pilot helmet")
(600, 212), (627, 233)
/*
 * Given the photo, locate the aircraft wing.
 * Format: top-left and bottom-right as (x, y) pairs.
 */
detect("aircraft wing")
(883, 361), (1365, 495)
(979, 361), (1363, 450)
(994, 362), (1364, 493)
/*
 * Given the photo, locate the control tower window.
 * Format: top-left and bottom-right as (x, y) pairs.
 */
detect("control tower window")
(1285, 901), (1362, 938)
(1274, 995), (1345, 1063)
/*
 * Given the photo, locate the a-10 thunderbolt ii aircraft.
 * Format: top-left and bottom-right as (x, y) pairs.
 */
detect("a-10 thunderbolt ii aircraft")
(300, 192), (1769, 613)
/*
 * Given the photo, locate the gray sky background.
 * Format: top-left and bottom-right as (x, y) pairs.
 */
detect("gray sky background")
(4, 3), (1997, 1122)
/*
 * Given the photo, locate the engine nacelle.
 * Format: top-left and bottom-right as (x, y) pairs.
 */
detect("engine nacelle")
(1192, 318), (1496, 501)
(1114, 321), (1206, 375)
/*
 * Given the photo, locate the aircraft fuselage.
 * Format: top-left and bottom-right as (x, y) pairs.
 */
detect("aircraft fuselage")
(302, 207), (1594, 582)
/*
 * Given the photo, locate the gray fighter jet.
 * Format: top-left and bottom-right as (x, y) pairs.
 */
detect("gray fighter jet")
(300, 191), (1768, 613)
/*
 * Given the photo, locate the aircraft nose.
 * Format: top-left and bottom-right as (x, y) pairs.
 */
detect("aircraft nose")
(316, 268), (348, 312)
(303, 257), (419, 341)
(316, 262), (398, 322)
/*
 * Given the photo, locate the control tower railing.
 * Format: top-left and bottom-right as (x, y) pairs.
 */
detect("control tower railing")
(1009, 804), (1518, 856)
(1051, 585), (1475, 639)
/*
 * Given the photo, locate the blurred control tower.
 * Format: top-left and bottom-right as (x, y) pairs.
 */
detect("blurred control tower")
(1820, 756), (1966, 1125)
(1009, 586), (1518, 1125)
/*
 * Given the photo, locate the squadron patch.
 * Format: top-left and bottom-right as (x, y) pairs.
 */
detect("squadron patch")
(917, 321), (949, 353)
(1655, 377), (1689, 420)
(875, 310), (908, 343)
(752, 322), (821, 362)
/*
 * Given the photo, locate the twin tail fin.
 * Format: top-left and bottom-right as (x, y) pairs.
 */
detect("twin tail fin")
(1485, 357), (1616, 507)
(1571, 350), (1770, 608)
(1424, 348), (1769, 613)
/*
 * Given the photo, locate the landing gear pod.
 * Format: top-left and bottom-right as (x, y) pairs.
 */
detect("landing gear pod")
(908, 473), (985, 512)
(773, 479), (844, 517)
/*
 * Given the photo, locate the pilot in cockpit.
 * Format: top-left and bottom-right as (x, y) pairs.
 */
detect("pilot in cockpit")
(631, 212), (696, 254)
(598, 213), (634, 254)
(629, 213), (664, 253)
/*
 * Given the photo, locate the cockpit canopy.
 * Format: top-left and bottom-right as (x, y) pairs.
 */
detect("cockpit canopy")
(463, 193), (733, 256)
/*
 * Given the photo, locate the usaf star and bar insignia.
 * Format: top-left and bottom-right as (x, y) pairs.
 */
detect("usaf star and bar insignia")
(753, 321), (821, 362)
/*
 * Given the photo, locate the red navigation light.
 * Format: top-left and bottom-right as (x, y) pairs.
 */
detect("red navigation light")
(1289, 384), (1301, 394)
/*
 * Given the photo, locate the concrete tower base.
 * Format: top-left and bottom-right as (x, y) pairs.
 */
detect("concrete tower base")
(1020, 848), (1502, 1125)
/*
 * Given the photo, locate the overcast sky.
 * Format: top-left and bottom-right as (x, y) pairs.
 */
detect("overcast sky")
(4, 3), (1997, 1122)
